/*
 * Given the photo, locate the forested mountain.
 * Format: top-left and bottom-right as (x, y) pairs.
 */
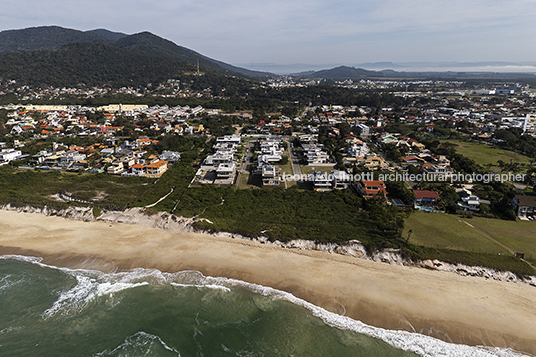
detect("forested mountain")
(0, 42), (192, 87)
(0, 26), (272, 87)
(111, 32), (268, 77)
(0, 41), (261, 95)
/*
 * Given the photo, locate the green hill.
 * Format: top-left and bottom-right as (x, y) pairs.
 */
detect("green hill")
(0, 42), (193, 87)
(112, 32), (268, 78)
(0, 26), (272, 87)
(0, 41), (258, 92)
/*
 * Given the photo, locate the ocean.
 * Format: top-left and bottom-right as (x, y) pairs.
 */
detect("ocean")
(0, 255), (528, 357)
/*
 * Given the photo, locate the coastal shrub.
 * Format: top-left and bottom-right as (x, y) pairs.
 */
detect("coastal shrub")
(174, 186), (408, 248)
(92, 206), (102, 218)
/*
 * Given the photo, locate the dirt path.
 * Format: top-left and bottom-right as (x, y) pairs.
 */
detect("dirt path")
(145, 187), (174, 208)
(461, 220), (515, 254)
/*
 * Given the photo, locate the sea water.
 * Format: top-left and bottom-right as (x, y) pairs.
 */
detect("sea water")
(0, 255), (528, 357)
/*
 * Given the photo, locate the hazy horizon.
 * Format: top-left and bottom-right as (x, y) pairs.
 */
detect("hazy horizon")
(234, 61), (536, 75)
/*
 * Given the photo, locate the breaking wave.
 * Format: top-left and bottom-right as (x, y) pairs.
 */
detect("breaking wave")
(2, 254), (531, 357)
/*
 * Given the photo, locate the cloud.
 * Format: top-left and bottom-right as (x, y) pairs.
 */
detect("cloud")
(1, 0), (535, 65)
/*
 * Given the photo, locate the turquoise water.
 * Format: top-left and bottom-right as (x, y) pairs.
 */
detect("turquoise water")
(0, 256), (526, 356)
(415, 206), (434, 211)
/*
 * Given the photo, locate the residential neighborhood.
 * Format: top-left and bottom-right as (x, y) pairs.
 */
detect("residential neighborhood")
(1, 77), (536, 221)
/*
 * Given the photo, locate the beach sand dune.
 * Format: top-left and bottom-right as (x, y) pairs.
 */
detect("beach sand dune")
(1, 210), (535, 355)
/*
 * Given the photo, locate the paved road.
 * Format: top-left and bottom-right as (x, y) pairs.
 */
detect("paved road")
(285, 139), (302, 176)
(240, 141), (254, 173)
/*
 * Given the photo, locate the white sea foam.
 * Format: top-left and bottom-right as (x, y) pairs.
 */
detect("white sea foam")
(0, 274), (29, 295)
(94, 331), (181, 356)
(2, 255), (532, 357)
(2, 256), (230, 317)
(43, 274), (149, 317)
(170, 282), (231, 292)
(202, 276), (531, 357)
(0, 254), (43, 264)
(0, 274), (15, 292)
(0, 327), (22, 335)
(0, 256), (41, 292)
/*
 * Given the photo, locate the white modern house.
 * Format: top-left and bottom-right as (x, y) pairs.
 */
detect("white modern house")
(0, 148), (22, 165)
(511, 195), (536, 218)
(261, 164), (280, 187)
(159, 151), (181, 164)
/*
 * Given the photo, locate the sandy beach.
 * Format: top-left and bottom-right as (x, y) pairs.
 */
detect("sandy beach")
(1, 210), (535, 355)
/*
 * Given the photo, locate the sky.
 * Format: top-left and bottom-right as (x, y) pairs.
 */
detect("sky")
(2, 0), (535, 73)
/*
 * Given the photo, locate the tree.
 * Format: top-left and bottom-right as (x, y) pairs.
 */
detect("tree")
(253, 107), (266, 122)
(279, 155), (289, 165)
(336, 122), (352, 137)
(385, 180), (415, 205)
(406, 229), (413, 243)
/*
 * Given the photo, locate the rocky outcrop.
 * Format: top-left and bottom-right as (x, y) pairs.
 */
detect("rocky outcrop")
(212, 233), (369, 259)
(96, 208), (196, 231)
(418, 259), (536, 286)
(1, 203), (95, 222)
(371, 249), (408, 266)
(1, 204), (534, 287)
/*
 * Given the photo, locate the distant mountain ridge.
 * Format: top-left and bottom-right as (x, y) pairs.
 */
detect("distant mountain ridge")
(303, 66), (383, 79)
(302, 64), (536, 81)
(0, 26), (108, 54)
(87, 29), (128, 41)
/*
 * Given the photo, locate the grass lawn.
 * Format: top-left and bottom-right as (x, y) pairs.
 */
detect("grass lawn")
(467, 217), (536, 257)
(237, 173), (250, 189)
(283, 177), (297, 188)
(277, 163), (292, 176)
(277, 155), (294, 176)
(300, 165), (336, 175)
(440, 139), (532, 169)
(404, 211), (536, 258)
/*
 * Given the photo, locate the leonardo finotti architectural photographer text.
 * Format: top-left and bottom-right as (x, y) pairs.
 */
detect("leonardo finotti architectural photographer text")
(281, 172), (526, 184)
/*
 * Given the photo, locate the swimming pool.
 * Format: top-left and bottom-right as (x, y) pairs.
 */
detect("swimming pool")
(415, 206), (434, 211)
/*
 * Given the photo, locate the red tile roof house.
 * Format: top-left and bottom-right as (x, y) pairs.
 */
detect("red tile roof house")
(130, 163), (146, 176)
(144, 160), (168, 178)
(137, 138), (152, 146)
(357, 180), (387, 200)
(412, 190), (439, 208)
(402, 155), (426, 164)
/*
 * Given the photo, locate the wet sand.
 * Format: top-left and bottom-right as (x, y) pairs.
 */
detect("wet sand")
(1, 210), (535, 355)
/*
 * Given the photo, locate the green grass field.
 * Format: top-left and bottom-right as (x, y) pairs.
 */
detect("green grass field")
(237, 173), (251, 189)
(277, 154), (294, 176)
(404, 211), (536, 258)
(300, 165), (336, 175)
(440, 139), (532, 168)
